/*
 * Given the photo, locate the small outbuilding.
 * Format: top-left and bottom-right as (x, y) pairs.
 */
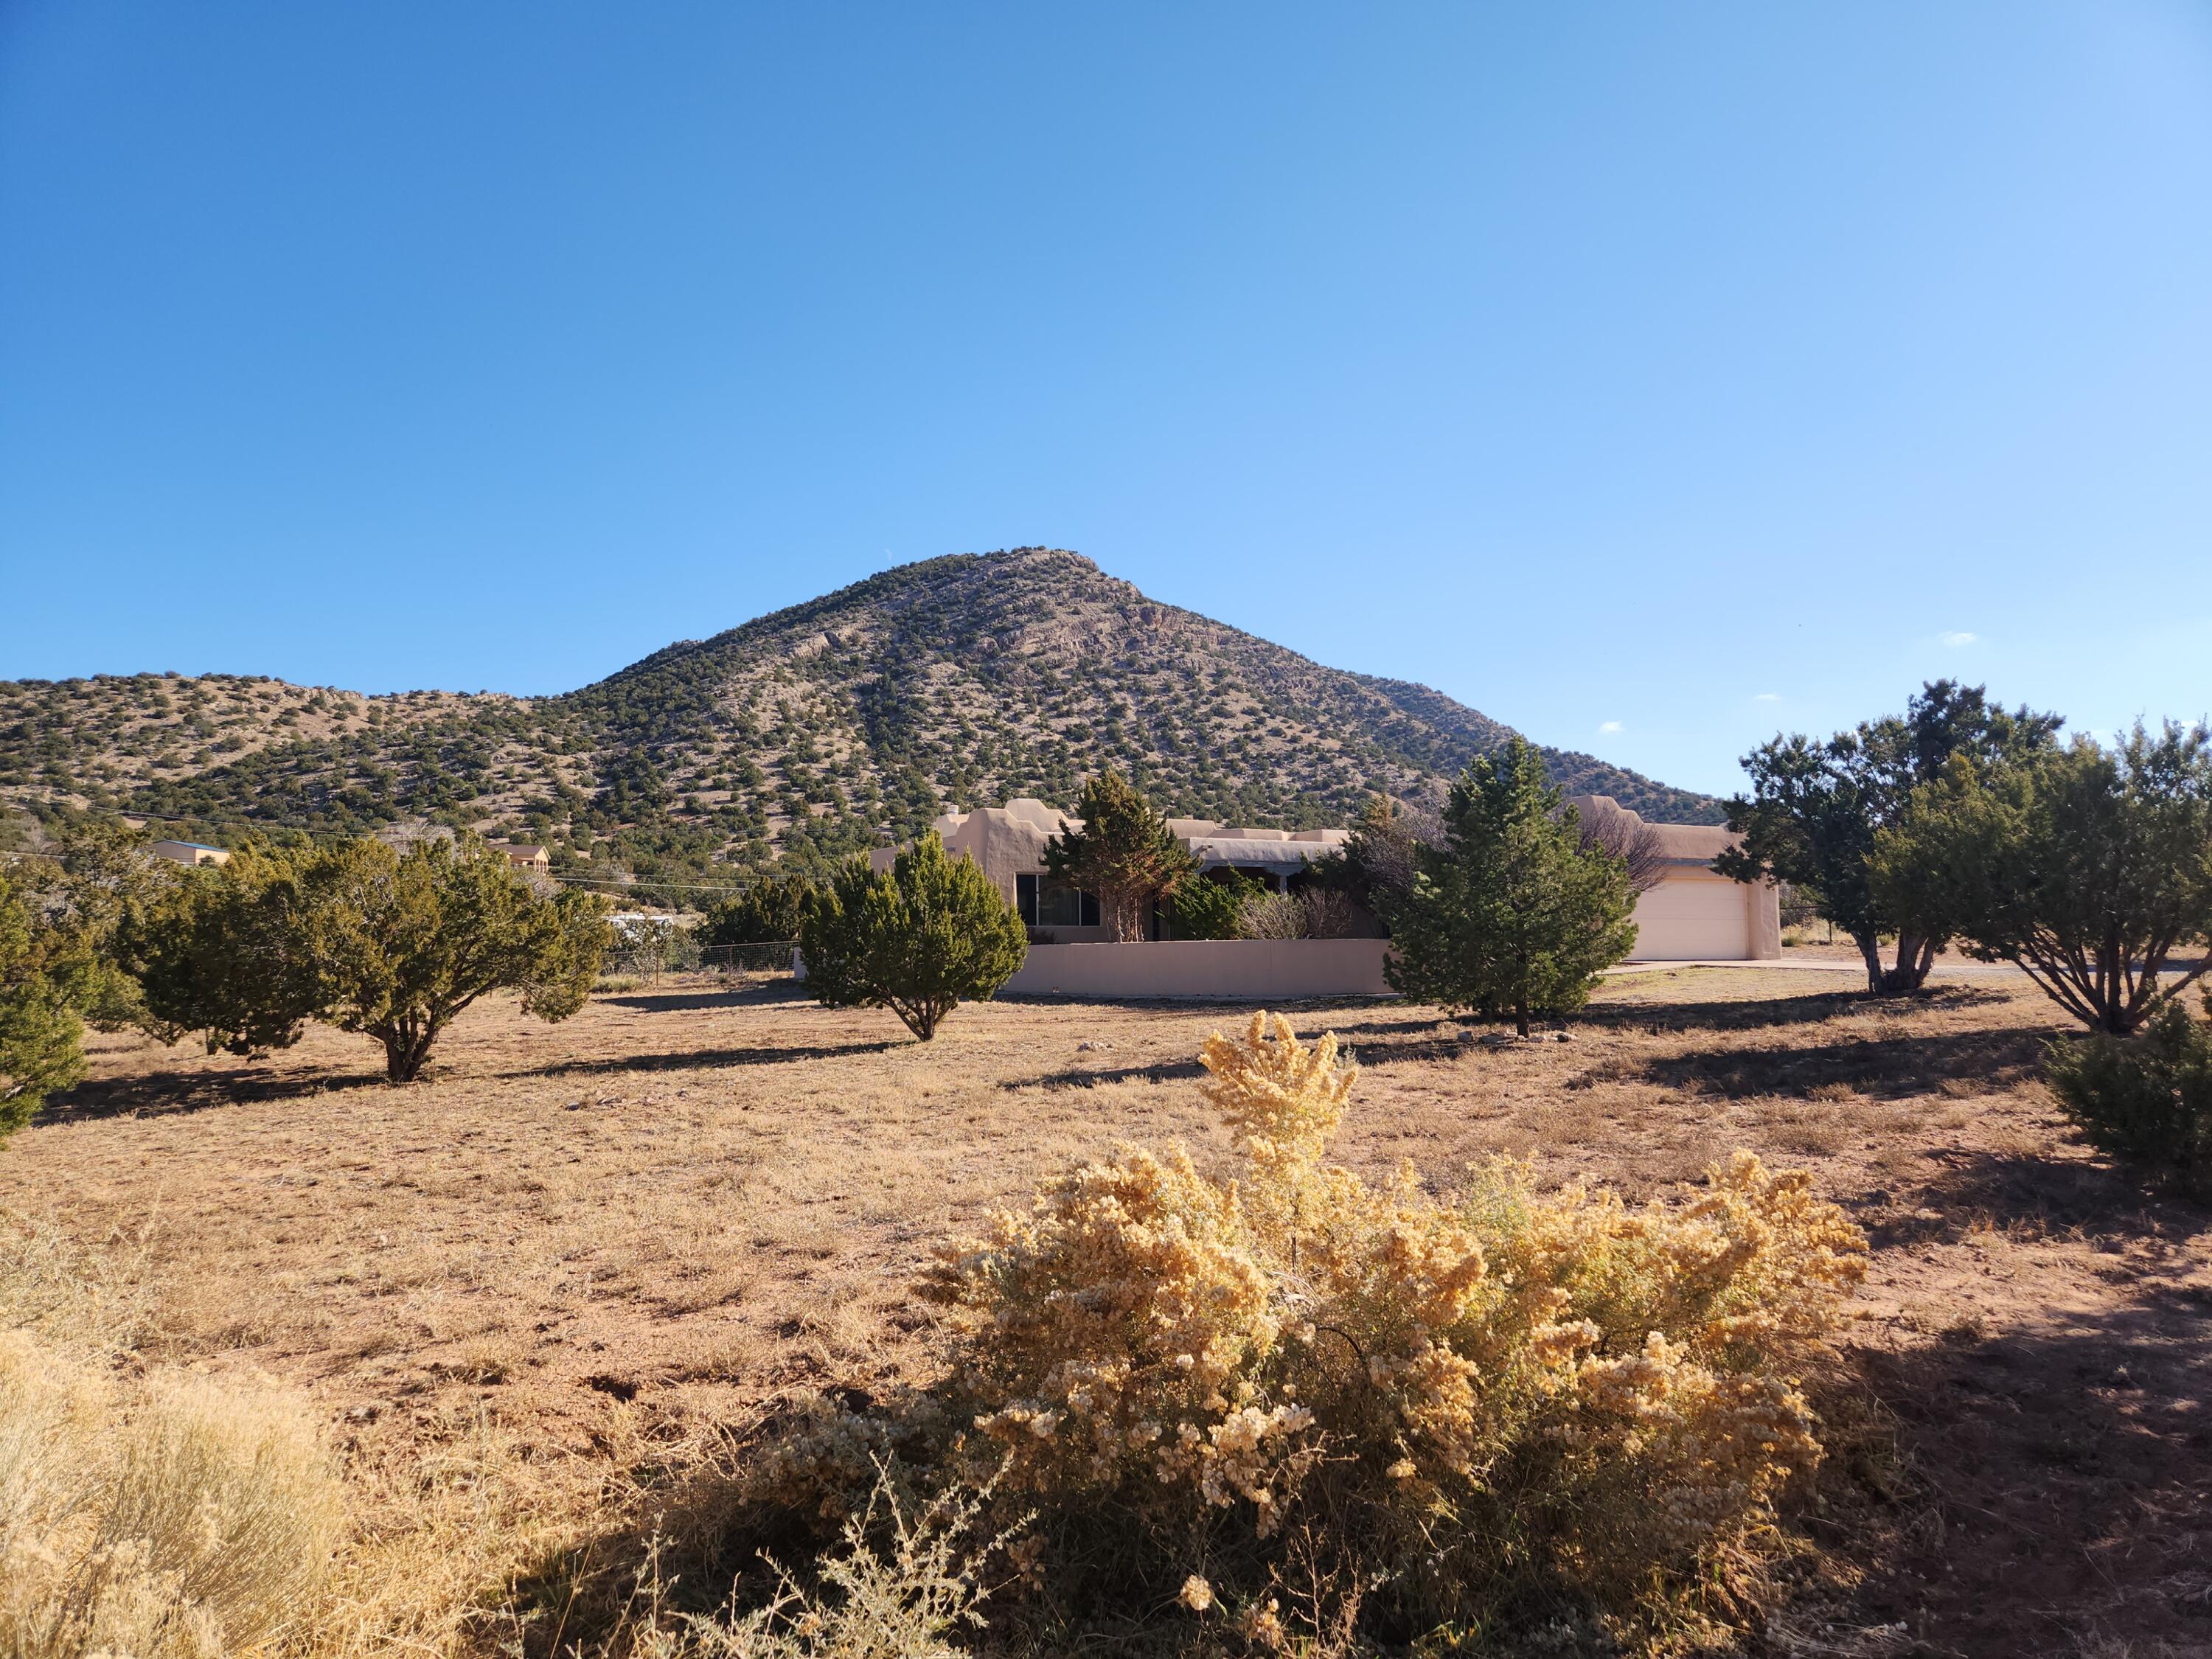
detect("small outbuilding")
(150, 839), (232, 868)
(492, 842), (552, 874)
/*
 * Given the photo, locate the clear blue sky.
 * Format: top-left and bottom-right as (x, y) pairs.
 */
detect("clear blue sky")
(4, 3), (2209, 796)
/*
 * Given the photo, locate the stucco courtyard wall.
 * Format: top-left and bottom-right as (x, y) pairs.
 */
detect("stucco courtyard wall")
(1001, 938), (1395, 1000)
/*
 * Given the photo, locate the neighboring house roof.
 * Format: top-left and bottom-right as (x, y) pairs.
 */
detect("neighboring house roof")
(156, 840), (226, 852)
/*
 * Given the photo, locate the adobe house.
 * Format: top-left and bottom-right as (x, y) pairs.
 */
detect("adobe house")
(870, 800), (1352, 942)
(492, 842), (552, 875)
(874, 796), (1778, 961)
(150, 839), (232, 868)
(1565, 796), (1782, 961)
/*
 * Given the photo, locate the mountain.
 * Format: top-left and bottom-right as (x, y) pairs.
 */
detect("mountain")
(0, 549), (1722, 886)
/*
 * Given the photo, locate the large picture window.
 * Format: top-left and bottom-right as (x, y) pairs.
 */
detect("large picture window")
(1017, 874), (1100, 928)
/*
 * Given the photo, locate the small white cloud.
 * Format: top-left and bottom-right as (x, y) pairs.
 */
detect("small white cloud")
(1598, 720), (1624, 734)
(1938, 630), (1978, 647)
(1753, 692), (1781, 703)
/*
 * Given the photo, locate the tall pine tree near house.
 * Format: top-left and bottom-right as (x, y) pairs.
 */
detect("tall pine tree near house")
(1043, 769), (1196, 942)
(1387, 739), (1638, 1035)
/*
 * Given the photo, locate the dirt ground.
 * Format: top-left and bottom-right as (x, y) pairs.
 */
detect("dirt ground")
(7, 968), (2210, 1658)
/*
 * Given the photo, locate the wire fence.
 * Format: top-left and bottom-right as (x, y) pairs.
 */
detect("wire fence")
(601, 935), (796, 984)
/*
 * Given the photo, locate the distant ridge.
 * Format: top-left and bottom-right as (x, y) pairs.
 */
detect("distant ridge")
(0, 548), (1722, 884)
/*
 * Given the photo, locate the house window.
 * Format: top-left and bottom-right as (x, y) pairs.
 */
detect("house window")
(1018, 874), (1099, 928)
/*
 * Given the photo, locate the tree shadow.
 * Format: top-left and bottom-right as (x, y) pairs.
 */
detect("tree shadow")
(999, 1059), (1208, 1091)
(599, 981), (811, 1012)
(515, 1039), (905, 1079)
(43, 1065), (391, 1123)
(1827, 1288), (2212, 1656)
(1870, 1148), (2212, 1250)
(1581, 984), (2011, 1037)
(1618, 1020), (2052, 1100)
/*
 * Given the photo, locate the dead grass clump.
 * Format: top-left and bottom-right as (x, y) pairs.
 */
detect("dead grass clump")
(0, 1328), (344, 1658)
(0, 1207), (153, 1359)
(751, 1013), (1868, 1649)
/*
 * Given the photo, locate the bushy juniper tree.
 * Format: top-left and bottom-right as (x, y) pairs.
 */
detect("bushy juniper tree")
(700, 867), (814, 948)
(1387, 739), (1637, 1035)
(799, 832), (1026, 1040)
(1717, 681), (2059, 995)
(1872, 721), (2212, 1033)
(0, 869), (83, 1141)
(133, 836), (611, 1082)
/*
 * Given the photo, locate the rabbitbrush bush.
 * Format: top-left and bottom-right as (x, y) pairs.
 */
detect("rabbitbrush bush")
(751, 1013), (1868, 1648)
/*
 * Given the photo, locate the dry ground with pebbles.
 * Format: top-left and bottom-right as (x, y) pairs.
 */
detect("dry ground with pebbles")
(5, 967), (2210, 1657)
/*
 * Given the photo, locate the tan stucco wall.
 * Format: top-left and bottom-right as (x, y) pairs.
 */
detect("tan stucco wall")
(1001, 938), (1394, 1000)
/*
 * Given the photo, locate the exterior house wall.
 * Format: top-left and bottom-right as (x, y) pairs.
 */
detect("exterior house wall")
(150, 840), (231, 867)
(1570, 801), (1781, 962)
(1002, 938), (1394, 1000)
(860, 793), (1781, 983)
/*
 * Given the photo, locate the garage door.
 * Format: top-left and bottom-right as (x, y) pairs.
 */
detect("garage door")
(1627, 875), (1750, 960)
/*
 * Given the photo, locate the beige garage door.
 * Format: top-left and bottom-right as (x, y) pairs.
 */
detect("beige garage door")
(1627, 875), (1751, 960)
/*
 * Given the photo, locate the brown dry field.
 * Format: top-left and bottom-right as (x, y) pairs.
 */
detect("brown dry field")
(8, 968), (2212, 1658)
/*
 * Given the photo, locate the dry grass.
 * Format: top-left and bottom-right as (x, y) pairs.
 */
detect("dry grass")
(3, 967), (2208, 1656)
(0, 1324), (344, 1659)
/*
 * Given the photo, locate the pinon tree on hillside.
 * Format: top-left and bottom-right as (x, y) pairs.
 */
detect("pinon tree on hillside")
(1042, 768), (1194, 942)
(799, 832), (1026, 1040)
(1717, 680), (2060, 995)
(1387, 738), (1638, 1035)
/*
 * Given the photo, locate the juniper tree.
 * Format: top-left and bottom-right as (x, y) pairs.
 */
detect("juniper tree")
(1043, 769), (1194, 942)
(1386, 739), (1637, 1036)
(0, 869), (83, 1141)
(134, 836), (611, 1082)
(1871, 722), (2212, 1033)
(1717, 681), (2059, 995)
(799, 832), (1026, 1040)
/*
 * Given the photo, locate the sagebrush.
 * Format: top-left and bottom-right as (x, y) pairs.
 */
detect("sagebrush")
(0, 1329), (344, 1659)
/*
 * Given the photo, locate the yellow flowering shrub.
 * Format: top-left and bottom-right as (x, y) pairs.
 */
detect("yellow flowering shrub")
(911, 1012), (1868, 1638)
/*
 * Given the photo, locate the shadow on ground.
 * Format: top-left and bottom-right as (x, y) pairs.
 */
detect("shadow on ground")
(45, 1065), (390, 1122)
(599, 981), (815, 1013)
(515, 1039), (905, 1079)
(1611, 1020), (2052, 1101)
(1827, 1292), (2212, 1657)
(1874, 1148), (2212, 1249)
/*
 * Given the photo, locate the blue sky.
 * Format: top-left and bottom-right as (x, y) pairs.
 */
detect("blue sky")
(4, 3), (2208, 797)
